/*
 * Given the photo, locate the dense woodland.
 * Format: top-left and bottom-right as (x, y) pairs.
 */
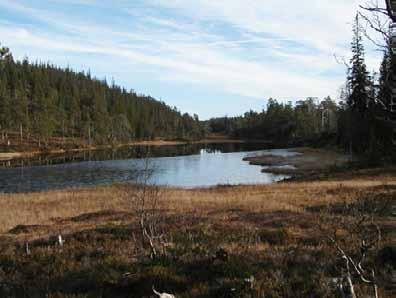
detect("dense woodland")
(0, 45), (205, 146)
(208, 96), (338, 142)
(210, 15), (396, 162)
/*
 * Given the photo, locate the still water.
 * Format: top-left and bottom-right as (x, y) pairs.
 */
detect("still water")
(0, 143), (296, 193)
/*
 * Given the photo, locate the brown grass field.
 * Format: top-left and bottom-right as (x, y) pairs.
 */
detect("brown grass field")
(0, 168), (395, 297)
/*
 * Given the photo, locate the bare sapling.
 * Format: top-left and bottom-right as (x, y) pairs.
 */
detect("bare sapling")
(126, 151), (166, 259)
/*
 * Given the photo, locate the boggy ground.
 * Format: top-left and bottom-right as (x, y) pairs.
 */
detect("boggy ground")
(0, 169), (395, 297)
(243, 147), (350, 178)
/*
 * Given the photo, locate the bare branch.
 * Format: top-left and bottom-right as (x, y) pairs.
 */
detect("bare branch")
(333, 54), (350, 70)
(358, 0), (392, 50)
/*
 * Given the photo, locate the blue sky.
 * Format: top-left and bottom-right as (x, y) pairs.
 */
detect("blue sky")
(0, 0), (384, 119)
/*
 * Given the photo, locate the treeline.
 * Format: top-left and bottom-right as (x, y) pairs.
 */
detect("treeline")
(0, 46), (205, 145)
(208, 96), (338, 143)
(336, 15), (396, 161)
(209, 15), (396, 162)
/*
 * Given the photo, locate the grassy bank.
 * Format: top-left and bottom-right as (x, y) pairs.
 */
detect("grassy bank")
(0, 170), (395, 297)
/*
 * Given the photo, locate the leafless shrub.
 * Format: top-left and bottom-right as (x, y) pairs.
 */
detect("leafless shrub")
(123, 153), (166, 259)
(319, 198), (383, 298)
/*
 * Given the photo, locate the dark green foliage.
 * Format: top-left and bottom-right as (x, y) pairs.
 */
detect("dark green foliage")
(208, 97), (338, 142)
(337, 15), (396, 161)
(347, 15), (371, 115)
(368, 48), (396, 161)
(338, 14), (378, 156)
(0, 48), (205, 144)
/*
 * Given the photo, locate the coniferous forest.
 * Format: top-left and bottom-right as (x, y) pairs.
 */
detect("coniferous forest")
(1, 13), (396, 161)
(0, 46), (205, 147)
(208, 15), (396, 162)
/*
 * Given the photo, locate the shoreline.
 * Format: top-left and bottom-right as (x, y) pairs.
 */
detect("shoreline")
(243, 147), (350, 178)
(1, 167), (395, 235)
(0, 138), (272, 162)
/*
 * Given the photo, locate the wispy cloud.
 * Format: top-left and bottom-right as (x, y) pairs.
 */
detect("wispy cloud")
(0, 0), (384, 118)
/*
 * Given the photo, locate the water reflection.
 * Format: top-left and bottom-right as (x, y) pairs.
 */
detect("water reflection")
(0, 143), (296, 193)
(1, 143), (266, 168)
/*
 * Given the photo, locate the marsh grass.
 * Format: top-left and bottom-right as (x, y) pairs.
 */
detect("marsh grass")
(0, 170), (395, 297)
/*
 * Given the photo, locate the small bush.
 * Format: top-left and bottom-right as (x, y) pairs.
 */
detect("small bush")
(258, 228), (289, 245)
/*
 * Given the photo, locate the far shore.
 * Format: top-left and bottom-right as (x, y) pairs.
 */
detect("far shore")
(0, 137), (272, 162)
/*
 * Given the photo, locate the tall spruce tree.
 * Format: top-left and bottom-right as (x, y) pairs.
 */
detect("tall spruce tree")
(346, 14), (371, 153)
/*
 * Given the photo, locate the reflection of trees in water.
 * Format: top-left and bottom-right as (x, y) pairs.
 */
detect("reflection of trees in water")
(0, 143), (284, 193)
(3, 142), (272, 168)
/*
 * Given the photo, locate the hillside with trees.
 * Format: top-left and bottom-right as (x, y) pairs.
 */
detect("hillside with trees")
(0, 45), (205, 149)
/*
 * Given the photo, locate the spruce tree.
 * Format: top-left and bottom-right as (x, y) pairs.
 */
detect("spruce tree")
(378, 50), (391, 107)
(346, 14), (371, 153)
(348, 14), (370, 113)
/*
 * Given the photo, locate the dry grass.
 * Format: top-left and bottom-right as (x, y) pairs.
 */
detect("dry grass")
(0, 152), (24, 161)
(244, 147), (350, 176)
(0, 170), (395, 297)
(1, 173), (394, 237)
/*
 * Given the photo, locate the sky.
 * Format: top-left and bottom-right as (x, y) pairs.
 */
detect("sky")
(0, 0), (386, 119)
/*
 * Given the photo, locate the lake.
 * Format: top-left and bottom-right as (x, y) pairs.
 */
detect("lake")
(0, 143), (296, 193)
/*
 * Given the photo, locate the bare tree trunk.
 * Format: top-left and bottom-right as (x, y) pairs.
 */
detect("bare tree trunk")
(373, 283), (379, 298)
(143, 227), (157, 259)
(372, 270), (379, 298)
(345, 275), (357, 298)
(338, 283), (347, 298)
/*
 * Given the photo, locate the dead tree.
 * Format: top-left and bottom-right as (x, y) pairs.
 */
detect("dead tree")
(359, 0), (390, 50)
(152, 286), (176, 298)
(321, 199), (382, 298)
(327, 229), (380, 298)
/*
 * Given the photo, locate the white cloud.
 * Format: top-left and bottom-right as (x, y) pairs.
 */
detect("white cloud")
(0, 0), (386, 117)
